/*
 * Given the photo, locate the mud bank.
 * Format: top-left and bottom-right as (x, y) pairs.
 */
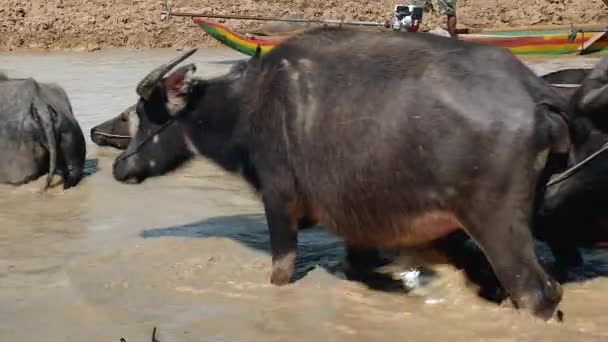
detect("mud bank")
(1, 0), (608, 52)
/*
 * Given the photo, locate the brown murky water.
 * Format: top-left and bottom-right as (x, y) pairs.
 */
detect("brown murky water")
(1, 49), (608, 342)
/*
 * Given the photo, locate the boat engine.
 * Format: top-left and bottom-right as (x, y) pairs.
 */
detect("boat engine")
(392, 4), (424, 32)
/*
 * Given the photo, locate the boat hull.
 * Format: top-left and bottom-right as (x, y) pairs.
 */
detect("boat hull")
(460, 30), (608, 55)
(194, 18), (608, 57)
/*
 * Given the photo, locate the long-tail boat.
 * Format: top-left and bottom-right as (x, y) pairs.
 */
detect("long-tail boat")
(194, 17), (608, 57)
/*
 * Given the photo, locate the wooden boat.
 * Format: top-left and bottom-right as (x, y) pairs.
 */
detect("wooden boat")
(194, 18), (608, 57)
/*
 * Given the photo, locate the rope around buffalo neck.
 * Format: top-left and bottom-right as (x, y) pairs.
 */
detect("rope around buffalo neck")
(116, 118), (176, 161)
(92, 131), (131, 139)
(546, 141), (608, 187)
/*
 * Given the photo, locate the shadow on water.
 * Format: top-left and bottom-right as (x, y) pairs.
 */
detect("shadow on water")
(48, 158), (98, 188)
(138, 215), (495, 299)
(141, 214), (415, 292)
(84, 158), (99, 177)
(552, 247), (608, 283)
(141, 214), (346, 281)
(140, 213), (608, 303)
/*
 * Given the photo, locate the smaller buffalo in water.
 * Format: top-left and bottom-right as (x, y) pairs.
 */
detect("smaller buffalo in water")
(112, 27), (577, 320)
(0, 73), (86, 189)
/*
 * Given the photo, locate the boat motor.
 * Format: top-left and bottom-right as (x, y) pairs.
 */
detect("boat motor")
(392, 4), (424, 32)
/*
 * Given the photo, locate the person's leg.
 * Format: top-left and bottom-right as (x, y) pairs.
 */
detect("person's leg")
(436, 0), (458, 37)
(447, 14), (457, 38)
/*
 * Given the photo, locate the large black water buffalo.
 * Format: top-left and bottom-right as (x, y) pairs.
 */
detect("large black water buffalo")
(112, 28), (576, 319)
(0, 74), (86, 189)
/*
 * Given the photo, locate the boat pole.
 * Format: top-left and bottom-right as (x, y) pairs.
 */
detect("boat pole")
(161, 2), (388, 27)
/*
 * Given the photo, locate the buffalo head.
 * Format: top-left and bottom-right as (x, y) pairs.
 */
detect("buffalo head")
(112, 48), (256, 184)
(90, 105), (135, 150)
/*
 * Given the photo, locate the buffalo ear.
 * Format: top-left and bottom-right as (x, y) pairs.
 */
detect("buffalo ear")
(163, 63), (197, 116)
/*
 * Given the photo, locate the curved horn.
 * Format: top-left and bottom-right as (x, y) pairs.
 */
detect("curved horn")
(136, 48), (198, 100)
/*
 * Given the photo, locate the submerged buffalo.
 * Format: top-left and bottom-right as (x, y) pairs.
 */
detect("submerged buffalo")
(90, 105), (136, 150)
(0, 74), (86, 189)
(112, 28), (578, 319)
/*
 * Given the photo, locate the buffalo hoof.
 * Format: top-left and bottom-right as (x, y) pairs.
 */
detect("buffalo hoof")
(529, 278), (563, 321)
(270, 251), (296, 286)
(270, 268), (293, 286)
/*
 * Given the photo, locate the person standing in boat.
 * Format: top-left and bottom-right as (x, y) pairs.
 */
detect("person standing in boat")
(434, 0), (458, 38)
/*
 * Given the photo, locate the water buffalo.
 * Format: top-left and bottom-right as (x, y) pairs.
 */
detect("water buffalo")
(0, 74), (86, 189)
(112, 28), (573, 319)
(536, 60), (608, 270)
(90, 105), (135, 149)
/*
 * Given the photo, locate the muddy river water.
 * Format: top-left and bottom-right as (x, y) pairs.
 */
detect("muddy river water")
(1, 49), (608, 342)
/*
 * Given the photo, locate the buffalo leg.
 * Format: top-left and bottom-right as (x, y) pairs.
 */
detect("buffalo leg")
(262, 186), (299, 286)
(462, 184), (562, 319)
(466, 219), (562, 319)
(345, 246), (388, 272)
(344, 246), (389, 279)
(344, 246), (405, 291)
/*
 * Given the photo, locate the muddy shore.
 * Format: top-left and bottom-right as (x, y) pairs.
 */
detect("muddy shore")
(1, 0), (608, 52)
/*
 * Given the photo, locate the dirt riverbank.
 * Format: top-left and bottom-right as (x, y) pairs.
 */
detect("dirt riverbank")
(1, 0), (607, 52)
